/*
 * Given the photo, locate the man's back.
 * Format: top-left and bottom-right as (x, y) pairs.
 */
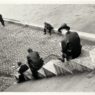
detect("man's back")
(65, 32), (80, 46)
(27, 51), (40, 63)
(61, 31), (82, 58)
(45, 23), (53, 30)
(27, 51), (44, 70)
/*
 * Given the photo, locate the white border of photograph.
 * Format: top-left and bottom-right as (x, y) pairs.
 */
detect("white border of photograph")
(0, 0), (94, 4)
(0, 0), (95, 95)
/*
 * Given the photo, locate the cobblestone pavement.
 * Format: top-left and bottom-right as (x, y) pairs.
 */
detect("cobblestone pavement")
(0, 21), (95, 91)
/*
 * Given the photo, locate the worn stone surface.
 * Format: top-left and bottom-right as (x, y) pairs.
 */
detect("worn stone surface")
(90, 48), (95, 64)
(0, 21), (95, 91)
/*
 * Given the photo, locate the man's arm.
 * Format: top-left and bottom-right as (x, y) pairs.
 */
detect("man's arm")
(61, 40), (67, 53)
(36, 52), (40, 58)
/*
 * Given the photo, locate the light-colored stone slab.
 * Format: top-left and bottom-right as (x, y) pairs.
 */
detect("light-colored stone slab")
(38, 68), (46, 78)
(54, 61), (73, 74)
(65, 61), (84, 72)
(72, 57), (94, 70)
(43, 68), (56, 77)
(71, 49), (95, 70)
(43, 59), (58, 75)
(90, 48), (95, 64)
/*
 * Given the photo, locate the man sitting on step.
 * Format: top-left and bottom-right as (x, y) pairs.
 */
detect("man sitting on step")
(27, 48), (44, 79)
(60, 23), (82, 61)
(43, 22), (54, 35)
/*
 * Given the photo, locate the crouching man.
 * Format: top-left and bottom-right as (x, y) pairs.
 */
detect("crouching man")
(27, 48), (44, 79)
(15, 62), (31, 83)
(43, 22), (54, 35)
(60, 24), (82, 61)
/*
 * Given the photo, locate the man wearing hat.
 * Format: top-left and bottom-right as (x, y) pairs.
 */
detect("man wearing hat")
(59, 23), (82, 61)
(43, 22), (54, 35)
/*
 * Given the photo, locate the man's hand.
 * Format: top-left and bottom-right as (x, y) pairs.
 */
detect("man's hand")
(59, 42), (61, 47)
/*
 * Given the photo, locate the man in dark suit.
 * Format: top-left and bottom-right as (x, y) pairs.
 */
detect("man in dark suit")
(0, 14), (5, 26)
(27, 48), (44, 79)
(60, 24), (82, 61)
(44, 22), (54, 35)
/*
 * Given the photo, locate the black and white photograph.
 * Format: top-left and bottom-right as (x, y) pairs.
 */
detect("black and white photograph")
(0, 0), (95, 92)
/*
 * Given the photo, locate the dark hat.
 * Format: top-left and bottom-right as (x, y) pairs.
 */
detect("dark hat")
(27, 48), (33, 53)
(61, 23), (70, 30)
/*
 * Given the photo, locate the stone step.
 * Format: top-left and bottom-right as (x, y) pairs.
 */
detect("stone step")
(38, 68), (46, 78)
(38, 59), (73, 77)
(43, 60), (58, 75)
(70, 49), (95, 71)
(54, 61), (73, 75)
(43, 68), (56, 77)
(72, 57), (94, 70)
(54, 64), (72, 75)
(37, 49), (95, 78)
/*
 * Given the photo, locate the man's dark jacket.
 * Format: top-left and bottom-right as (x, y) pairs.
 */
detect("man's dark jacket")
(18, 64), (29, 74)
(27, 51), (44, 71)
(61, 31), (82, 59)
